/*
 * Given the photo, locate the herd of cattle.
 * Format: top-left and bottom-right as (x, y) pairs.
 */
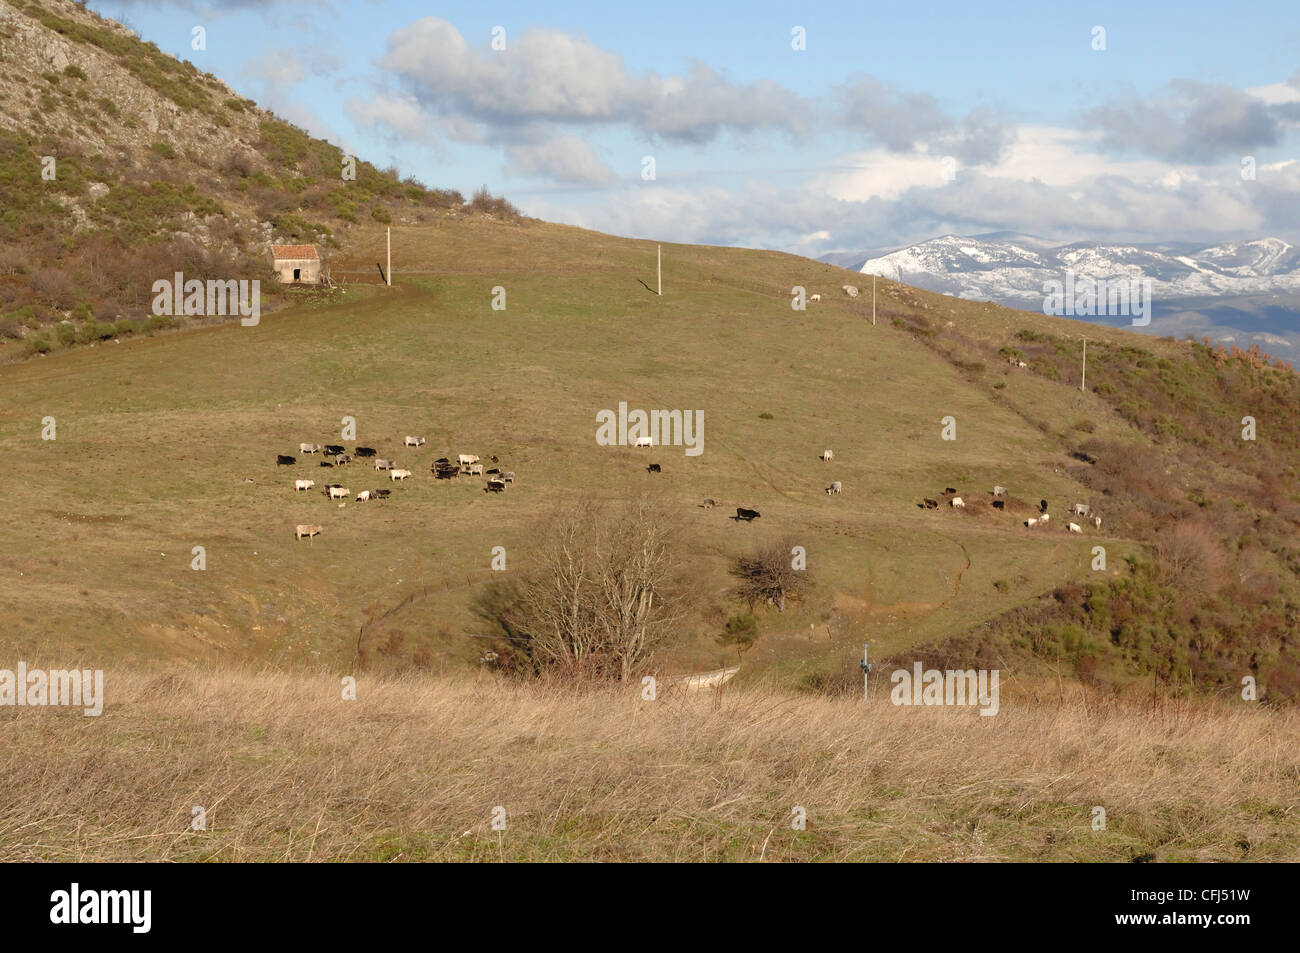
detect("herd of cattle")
(276, 437), (516, 540)
(919, 484), (1103, 534)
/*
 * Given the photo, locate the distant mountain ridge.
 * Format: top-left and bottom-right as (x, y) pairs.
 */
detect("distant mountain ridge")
(820, 234), (1300, 351)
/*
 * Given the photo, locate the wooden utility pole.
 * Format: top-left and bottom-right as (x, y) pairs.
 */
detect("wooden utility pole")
(657, 244), (662, 296)
(872, 275), (877, 326)
(386, 227), (392, 287)
(1081, 337), (1087, 392)
(860, 643), (872, 700)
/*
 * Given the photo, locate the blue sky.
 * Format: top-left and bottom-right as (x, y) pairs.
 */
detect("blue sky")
(95, 0), (1300, 255)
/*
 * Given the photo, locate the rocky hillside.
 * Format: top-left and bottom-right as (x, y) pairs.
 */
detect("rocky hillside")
(0, 0), (516, 356)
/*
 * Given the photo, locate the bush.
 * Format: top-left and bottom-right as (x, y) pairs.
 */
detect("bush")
(24, 331), (52, 355)
(370, 204), (391, 224)
(62, 65), (88, 81)
(150, 141), (177, 160)
(55, 322), (76, 347)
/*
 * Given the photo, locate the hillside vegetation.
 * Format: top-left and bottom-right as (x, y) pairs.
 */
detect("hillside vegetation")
(1, 669), (1295, 862)
(0, 0), (517, 359)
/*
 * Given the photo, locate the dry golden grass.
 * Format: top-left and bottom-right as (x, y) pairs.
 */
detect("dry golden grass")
(1, 668), (1296, 861)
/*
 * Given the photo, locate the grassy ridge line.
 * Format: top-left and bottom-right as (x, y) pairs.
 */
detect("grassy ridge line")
(0, 668), (1295, 862)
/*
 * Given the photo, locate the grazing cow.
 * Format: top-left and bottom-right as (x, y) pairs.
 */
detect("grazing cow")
(295, 524), (322, 540)
(993, 485), (1007, 497)
(822, 449), (834, 462)
(944, 487), (957, 495)
(328, 486), (349, 500)
(485, 479), (506, 493)
(356, 490), (371, 502)
(826, 481), (842, 494)
(1092, 515), (1102, 529)
(276, 455), (296, 466)
(491, 455), (499, 464)
(1040, 499), (1048, 513)
(434, 457), (450, 465)
(293, 479), (315, 492)
(466, 464), (485, 476)
(1067, 522), (1083, 534)
(405, 436), (426, 447)
(1024, 518), (1038, 528)
(950, 497), (965, 508)
(1071, 503), (1091, 517)
(319, 461), (334, 468)
(647, 463), (662, 473)
(992, 500), (1005, 510)
(390, 469), (412, 481)
(486, 468), (501, 475)
(458, 454), (480, 466)
(324, 445), (345, 456)
(434, 466), (460, 480)
(842, 285), (859, 298)
(355, 447), (377, 458)
(922, 498), (939, 509)
(1039, 513), (1050, 523)
(810, 293), (821, 302)
(1017, 360), (1028, 368)
(735, 508), (761, 522)
(335, 454), (351, 465)
(374, 459), (394, 471)
(632, 437), (653, 448)
(299, 443), (321, 454)
(701, 498), (717, 508)
(503, 472), (515, 483)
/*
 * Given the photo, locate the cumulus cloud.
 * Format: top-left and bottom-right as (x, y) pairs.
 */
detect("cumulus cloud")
(505, 136), (612, 184)
(1085, 81), (1296, 162)
(836, 78), (1013, 165)
(376, 17), (812, 144)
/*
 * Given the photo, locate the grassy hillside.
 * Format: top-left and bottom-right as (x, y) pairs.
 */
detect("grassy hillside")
(1, 218), (1158, 683)
(1, 669), (1294, 862)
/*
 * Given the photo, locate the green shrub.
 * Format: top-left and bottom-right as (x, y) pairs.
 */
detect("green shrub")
(370, 204), (392, 224)
(113, 318), (138, 337)
(55, 322), (76, 346)
(24, 331), (52, 354)
(150, 141), (176, 160)
(62, 64), (88, 80)
(758, 412), (774, 420)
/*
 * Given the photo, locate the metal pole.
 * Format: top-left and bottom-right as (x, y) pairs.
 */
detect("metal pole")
(860, 643), (872, 700)
(386, 227), (391, 287)
(872, 275), (876, 326)
(657, 244), (662, 296)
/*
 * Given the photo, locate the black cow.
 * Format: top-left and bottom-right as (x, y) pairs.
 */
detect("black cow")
(276, 455), (296, 466)
(1040, 499), (1049, 513)
(374, 489), (391, 498)
(944, 487), (957, 495)
(922, 498), (939, 509)
(992, 500), (1005, 510)
(486, 467), (501, 475)
(485, 480), (506, 493)
(647, 463), (662, 473)
(434, 457), (450, 464)
(355, 447), (377, 457)
(435, 466), (460, 480)
(319, 460), (334, 468)
(734, 508), (761, 522)
(324, 445), (345, 456)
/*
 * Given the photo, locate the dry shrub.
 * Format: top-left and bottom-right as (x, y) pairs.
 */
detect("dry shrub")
(1154, 521), (1226, 592)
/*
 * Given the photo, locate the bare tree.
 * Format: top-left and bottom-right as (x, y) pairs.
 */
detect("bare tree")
(507, 497), (688, 681)
(731, 537), (810, 612)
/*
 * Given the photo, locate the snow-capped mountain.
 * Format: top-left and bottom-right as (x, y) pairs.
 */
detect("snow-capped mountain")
(833, 235), (1300, 303)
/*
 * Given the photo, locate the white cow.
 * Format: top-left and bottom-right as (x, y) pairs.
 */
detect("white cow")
(1039, 513), (1050, 523)
(826, 481), (842, 495)
(374, 459), (394, 471)
(404, 436), (426, 447)
(632, 437), (653, 448)
(390, 469), (412, 481)
(1067, 522), (1083, 534)
(466, 464), (485, 476)
(458, 454), (480, 466)
(950, 497), (965, 508)
(295, 524), (322, 540)
(1092, 515), (1102, 529)
(356, 490), (371, 501)
(1024, 518), (1039, 528)
(299, 443), (320, 453)
(822, 449), (834, 462)
(328, 486), (349, 500)
(810, 293), (821, 302)
(842, 285), (859, 298)
(993, 485), (1007, 497)
(1071, 503), (1091, 517)
(293, 479), (315, 492)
